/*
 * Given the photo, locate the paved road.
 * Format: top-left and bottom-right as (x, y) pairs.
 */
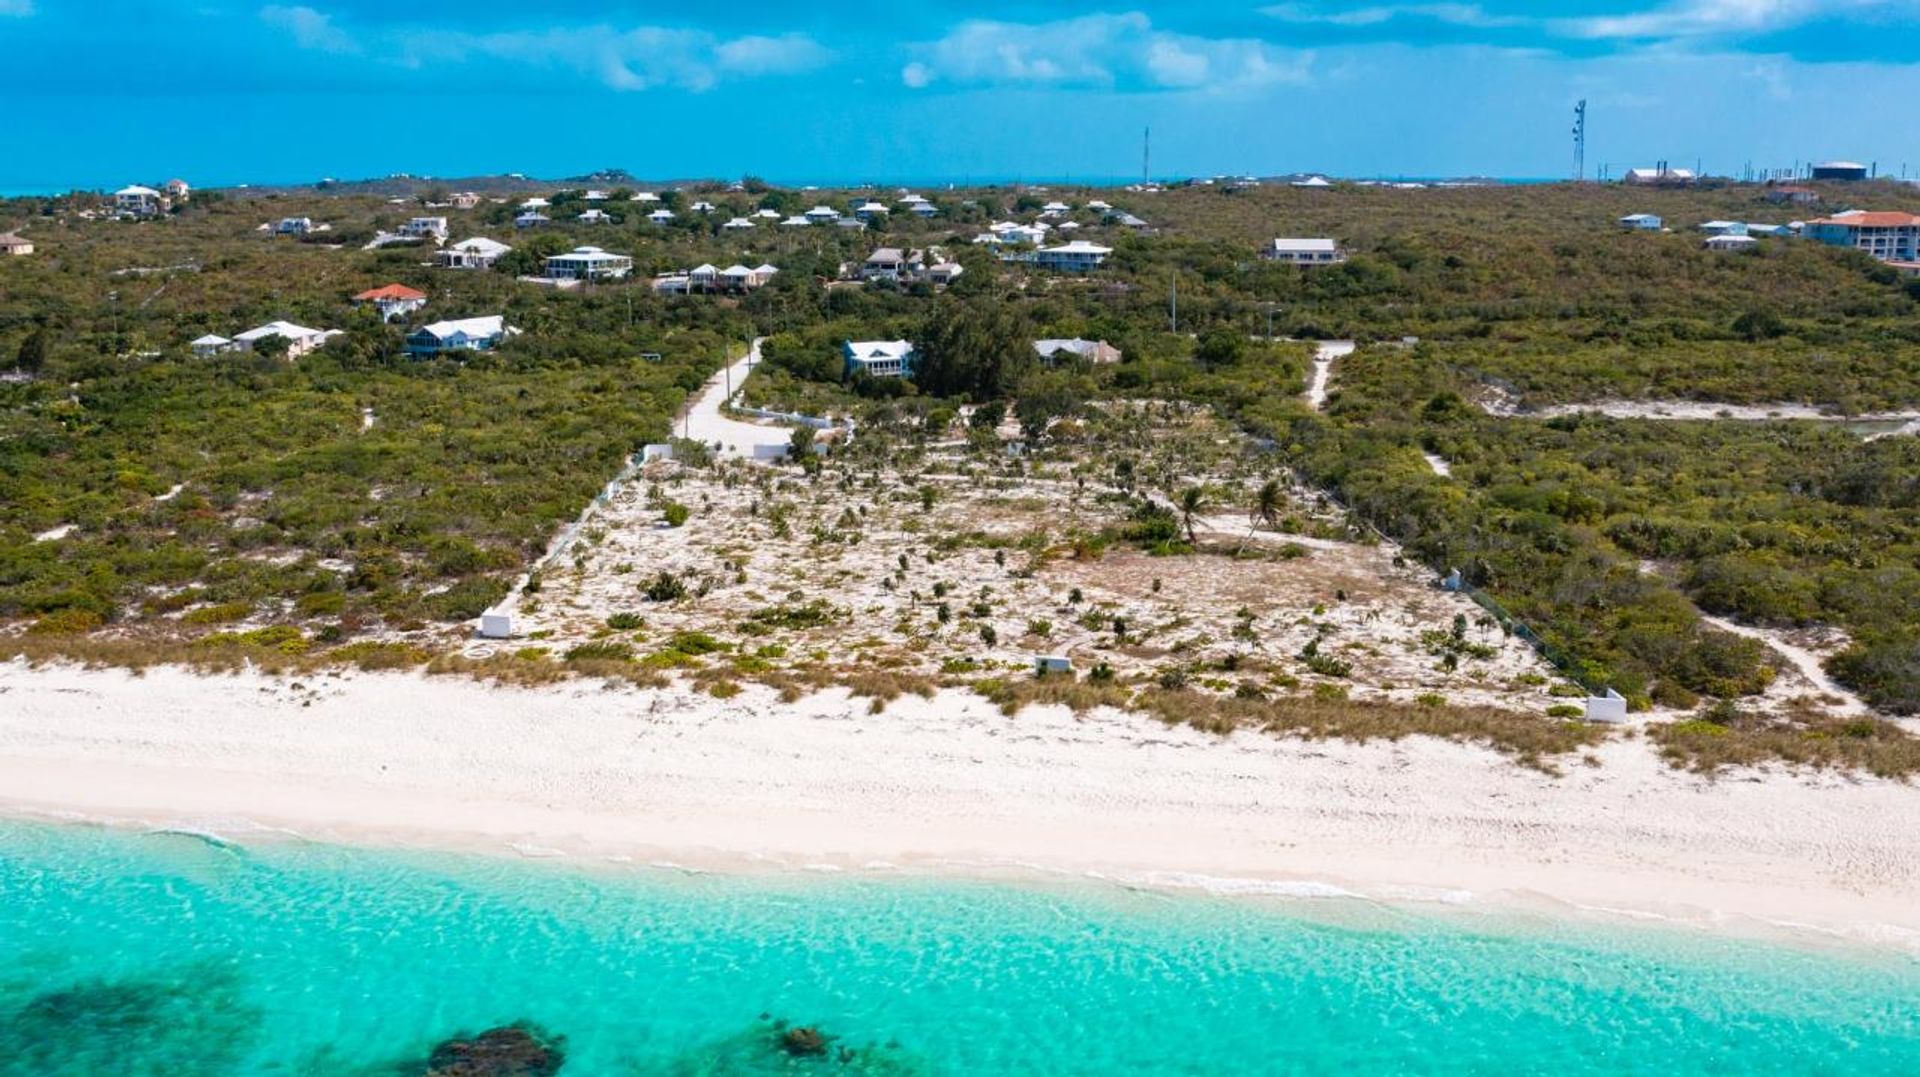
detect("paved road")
(680, 338), (793, 458)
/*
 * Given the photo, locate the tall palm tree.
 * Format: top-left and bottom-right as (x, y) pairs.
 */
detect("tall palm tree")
(1176, 485), (1210, 545)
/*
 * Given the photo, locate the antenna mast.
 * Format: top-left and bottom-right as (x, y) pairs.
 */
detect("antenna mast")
(1143, 127), (1151, 185)
(1572, 100), (1587, 182)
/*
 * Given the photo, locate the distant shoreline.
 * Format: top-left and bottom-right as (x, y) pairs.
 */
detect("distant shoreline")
(2, 660), (1916, 955)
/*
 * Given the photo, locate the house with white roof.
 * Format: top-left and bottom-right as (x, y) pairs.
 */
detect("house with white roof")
(519, 197), (551, 210)
(449, 192), (483, 209)
(843, 340), (918, 379)
(630, 191), (660, 202)
(115, 185), (163, 216)
(688, 264), (719, 290)
(754, 208), (782, 219)
(853, 201), (889, 221)
(690, 200), (716, 213)
(0, 232), (33, 256)
(583, 190), (610, 202)
(1618, 213), (1663, 231)
(1262, 238), (1346, 267)
(1032, 240), (1112, 272)
(1705, 234), (1760, 253)
(233, 321), (341, 359)
(577, 208), (614, 224)
(804, 205), (842, 223)
(164, 179), (191, 201)
(543, 246), (633, 281)
(438, 237), (511, 270)
(860, 247), (924, 282)
(405, 315), (515, 356)
(190, 334), (235, 357)
(1086, 200), (1111, 211)
(275, 217), (314, 236)
(1698, 220), (1748, 237)
(1624, 167), (1696, 186)
(722, 217), (756, 230)
(647, 209), (676, 224)
(401, 216), (449, 240)
(1039, 201), (1072, 217)
(514, 211), (550, 229)
(781, 215), (812, 227)
(1033, 338), (1122, 365)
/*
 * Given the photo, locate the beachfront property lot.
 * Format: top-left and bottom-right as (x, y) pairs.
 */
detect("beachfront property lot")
(510, 402), (1570, 717)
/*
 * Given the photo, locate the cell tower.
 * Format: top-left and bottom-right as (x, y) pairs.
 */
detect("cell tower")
(1572, 100), (1588, 182)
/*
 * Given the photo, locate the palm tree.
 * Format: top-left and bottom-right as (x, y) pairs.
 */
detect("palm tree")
(1250, 478), (1284, 531)
(1176, 485), (1210, 545)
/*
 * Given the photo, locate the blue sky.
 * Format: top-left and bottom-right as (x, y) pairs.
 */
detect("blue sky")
(4, 1), (1920, 189)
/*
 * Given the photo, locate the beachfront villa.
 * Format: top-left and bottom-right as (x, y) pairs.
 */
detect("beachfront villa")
(843, 339), (918, 379)
(114, 185), (164, 216)
(401, 217), (449, 240)
(404, 315), (515, 357)
(542, 246), (633, 281)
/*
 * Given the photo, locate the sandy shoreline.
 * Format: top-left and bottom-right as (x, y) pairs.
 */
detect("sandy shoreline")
(2, 659), (1918, 952)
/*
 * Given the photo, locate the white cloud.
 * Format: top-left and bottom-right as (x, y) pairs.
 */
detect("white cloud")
(714, 33), (832, 75)
(905, 12), (1311, 93)
(259, 5), (359, 54)
(1263, 3), (1523, 29)
(265, 10), (829, 91)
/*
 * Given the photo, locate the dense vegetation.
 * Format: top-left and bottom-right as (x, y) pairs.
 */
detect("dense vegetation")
(5, 176), (1920, 738)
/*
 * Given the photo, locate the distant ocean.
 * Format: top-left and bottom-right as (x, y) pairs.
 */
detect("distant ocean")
(1, 821), (1915, 1074)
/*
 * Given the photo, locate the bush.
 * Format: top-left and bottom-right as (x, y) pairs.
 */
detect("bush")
(643, 571), (688, 602)
(565, 641), (635, 663)
(661, 502), (691, 528)
(606, 612), (646, 630)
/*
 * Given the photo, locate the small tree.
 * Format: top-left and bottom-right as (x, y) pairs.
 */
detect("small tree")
(1176, 485), (1211, 545)
(788, 425), (816, 461)
(14, 328), (50, 374)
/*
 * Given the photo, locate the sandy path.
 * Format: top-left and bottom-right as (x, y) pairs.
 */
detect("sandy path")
(682, 338), (790, 458)
(0, 661), (1915, 949)
(1305, 340), (1354, 411)
(1699, 614), (1869, 715)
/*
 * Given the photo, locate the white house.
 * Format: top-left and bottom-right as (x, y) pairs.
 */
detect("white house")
(653, 274), (692, 295)
(0, 232), (33, 256)
(115, 185), (163, 215)
(754, 208), (782, 219)
(519, 197), (550, 209)
(1704, 234), (1760, 252)
(690, 200), (716, 213)
(804, 205), (842, 223)
(860, 246), (924, 282)
(1032, 240), (1112, 272)
(514, 211), (549, 229)
(780, 215), (813, 227)
(630, 191), (660, 203)
(1618, 213), (1664, 231)
(405, 315), (515, 356)
(688, 263), (719, 290)
(401, 216), (449, 240)
(275, 217), (314, 235)
(190, 334), (234, 357)
(352, 283), (428, 322)
(577, 208), (614, 224)
(1698, 220), (1748, 237)
(438, 237), (510, 269)
(1623, 167), (1696, 186)
(1039, 200), (1072, 217)
(647, 209), (676, 224)
(722, 216), (756, 230)
(449, 192), (483, 209)
(583, 189), (610, 202)
(163, 178), (191, 201)
(843, 340), (918, 379)
(543, 245), (633, 280)
(1263, 237), (1346, 266)
(853, 201), (889, 220)
(233, 320), (341, 359)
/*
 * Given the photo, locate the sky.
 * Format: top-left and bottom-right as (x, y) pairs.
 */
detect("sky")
(4, 1), (1920, 190)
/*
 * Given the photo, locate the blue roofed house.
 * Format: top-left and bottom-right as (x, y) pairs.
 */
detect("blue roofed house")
(405, 315), (516, 357)
(843, 339), (918, 379)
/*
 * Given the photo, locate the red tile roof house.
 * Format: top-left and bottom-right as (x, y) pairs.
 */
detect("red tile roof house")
(352, 284), (428, 322)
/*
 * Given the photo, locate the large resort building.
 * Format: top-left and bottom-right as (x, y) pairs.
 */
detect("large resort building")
(542, 246), (634, 281)
(1805, 211), (1920, 266)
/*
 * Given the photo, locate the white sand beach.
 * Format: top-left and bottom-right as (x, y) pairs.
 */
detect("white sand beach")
(3, 660), (1918, 949)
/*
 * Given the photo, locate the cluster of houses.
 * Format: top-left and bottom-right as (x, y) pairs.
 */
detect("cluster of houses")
(187, 281), (515, 360)
(1617, 205), (1920, 267)
(849, 247), (964, 286)
(653, 262), (781, 294)
(841, 335), (1123, 379)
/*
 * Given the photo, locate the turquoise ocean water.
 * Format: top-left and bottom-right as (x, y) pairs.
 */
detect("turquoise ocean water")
(0, 821), (1915, 1075)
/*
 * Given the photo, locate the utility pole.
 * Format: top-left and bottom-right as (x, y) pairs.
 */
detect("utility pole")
(1143, 126), (1151, 186)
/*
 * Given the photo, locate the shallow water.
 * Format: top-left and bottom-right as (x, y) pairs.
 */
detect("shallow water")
(1, 821), (1916, 1074)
